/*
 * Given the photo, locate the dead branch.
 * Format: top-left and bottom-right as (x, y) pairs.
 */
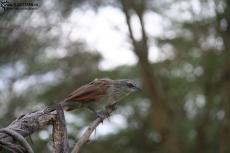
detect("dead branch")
(0, 101), (115, 153)
(53, 105), (69, 153)
(71, 106), (115, 153)
(0, 104), (69, 153)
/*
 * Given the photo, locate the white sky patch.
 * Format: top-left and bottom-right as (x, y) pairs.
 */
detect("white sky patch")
(65, 112), (85, 125)
(39, 130), (49, 140)
(195, 94), (206, 108)
(144, 11), (165, 37)
(149, 46), (161, 62)
(67, 6), (167, 69)
(130, 14), (142, 41)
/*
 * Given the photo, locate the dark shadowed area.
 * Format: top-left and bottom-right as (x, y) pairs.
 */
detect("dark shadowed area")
(0, 0), (230, 153)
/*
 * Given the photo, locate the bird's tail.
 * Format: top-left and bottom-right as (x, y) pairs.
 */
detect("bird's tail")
(60, 100), (83, 111)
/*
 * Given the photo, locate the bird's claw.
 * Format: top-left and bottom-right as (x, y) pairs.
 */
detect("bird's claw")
(104, 111), (111, 118)
(106, 104), (117, 111)
(95, 112), (104, 123)
(96, 111), (112, 123)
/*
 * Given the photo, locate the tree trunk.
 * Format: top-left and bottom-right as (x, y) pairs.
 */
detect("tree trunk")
(120, 1), (180, 152)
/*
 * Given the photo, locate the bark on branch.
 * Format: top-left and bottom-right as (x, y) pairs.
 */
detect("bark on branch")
(71, 106), (115, 153)
(0, 104), (69, 153)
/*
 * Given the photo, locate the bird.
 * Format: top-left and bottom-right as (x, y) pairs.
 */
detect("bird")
(61, 78), (141, 117)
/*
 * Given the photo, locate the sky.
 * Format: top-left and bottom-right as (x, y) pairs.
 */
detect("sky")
(66, 6), (166, 70)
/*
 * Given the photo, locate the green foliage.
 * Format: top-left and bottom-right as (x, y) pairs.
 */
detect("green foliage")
(0, 0), (229, 153)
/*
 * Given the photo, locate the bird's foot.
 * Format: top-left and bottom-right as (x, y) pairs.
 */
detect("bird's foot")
(96, 111), (112, 123)
(106, 104), (117, 111)
(95, 112), (105, 123)
(103, 111), (111, 118)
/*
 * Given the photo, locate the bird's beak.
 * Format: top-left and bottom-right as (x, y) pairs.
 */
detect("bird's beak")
(134, 86), (142, 91)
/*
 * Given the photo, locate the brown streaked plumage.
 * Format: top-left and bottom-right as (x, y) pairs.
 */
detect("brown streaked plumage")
(61, 78), (141, 115)
(64, 79), (111, 102)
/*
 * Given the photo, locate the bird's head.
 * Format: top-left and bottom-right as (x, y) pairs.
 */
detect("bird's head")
(113, 79), (142, 93)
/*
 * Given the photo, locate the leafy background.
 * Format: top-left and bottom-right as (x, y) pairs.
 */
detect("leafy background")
(0, 0), (230, 153)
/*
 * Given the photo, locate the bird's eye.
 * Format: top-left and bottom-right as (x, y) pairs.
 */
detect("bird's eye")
(127, 83), (135, 88)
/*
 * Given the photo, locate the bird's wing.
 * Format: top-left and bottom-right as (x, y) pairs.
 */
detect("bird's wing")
(64, 79), (111, 102)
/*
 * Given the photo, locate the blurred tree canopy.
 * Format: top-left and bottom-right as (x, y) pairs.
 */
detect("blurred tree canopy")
(0, 0), (229, 153)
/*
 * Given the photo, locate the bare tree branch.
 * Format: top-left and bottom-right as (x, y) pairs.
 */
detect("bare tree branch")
(53, 105), (69, 153)
(0, 128), (34, 153)
(0, 104), (69, 153)
(0, 100), (116, 153)
(71, 106), (114, 153)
